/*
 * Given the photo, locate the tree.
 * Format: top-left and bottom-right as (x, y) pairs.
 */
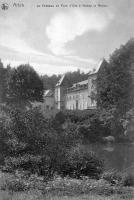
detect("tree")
(0, 60), (8, 103)
(97, 39), (134, 116)
(97, 59), (110, 109)
(6, 64), (44, 107)
(42, 69), (89, 90)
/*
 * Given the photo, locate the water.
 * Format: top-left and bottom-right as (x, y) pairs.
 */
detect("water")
(86, 143), (134, 174)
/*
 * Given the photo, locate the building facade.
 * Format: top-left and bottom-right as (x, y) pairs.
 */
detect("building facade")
(44, 59), (105, 111)
(54, 75), (70, 110)
(43, 89), (55, 110)
(65, 80), (89, 110)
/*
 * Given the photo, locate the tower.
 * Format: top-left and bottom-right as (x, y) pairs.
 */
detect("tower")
(55, 74), (69, 110)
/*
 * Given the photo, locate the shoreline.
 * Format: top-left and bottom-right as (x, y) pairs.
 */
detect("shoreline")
(0, 171), (134, 200)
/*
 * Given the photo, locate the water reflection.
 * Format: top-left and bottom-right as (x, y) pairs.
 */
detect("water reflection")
(103, 146), (114, 152)
(86, 143), (134, 174)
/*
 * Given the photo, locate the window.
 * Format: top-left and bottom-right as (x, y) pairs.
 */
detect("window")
(91, 99), (95, 106)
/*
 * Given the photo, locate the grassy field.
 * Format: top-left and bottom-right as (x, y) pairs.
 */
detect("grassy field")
(0, 172), (134, 200)
(0, 190), (133, 200)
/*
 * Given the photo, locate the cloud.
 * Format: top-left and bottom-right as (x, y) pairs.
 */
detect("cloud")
(0, 35), (45, 56)
(0, 15), (46, 56)
(0, 14), (96, 68)
(65, 55), (96, 65)
(46, 9), (113, 55)
(3, 54), (97, 75)
(2, 59), (81, 75)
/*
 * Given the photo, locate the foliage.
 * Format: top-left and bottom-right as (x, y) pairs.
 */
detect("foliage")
(42, 74), (60, 90)
(1, 107), (101, 178)
(45, 176), (110, 195)
(1, 177), (27, 192)
(0, 60), (8, 103)
(101, 170), (122, 185)
(61, 145), (104, 179)
(98, 108), (124, 138)
(62, 110), (96, 123)
(97, 39), (134, 116)
(0, 107), (60, 176)
(51, 111), (66, 130)
(42, 69), (88, 90)
(77, 122), (108, 143)
(6, 64), (44, 107)
(0, 172), (134, 199)
(0, 105), (13, 158)
(45, 176), (134, 197)
(121, 173), (134, 187)
(0, 171), (46, 192)
(122, 108), (134, 141)
(3, 155), (50, 175)
(50, 110), (111, 143)
(97, 59), (110, 109)
(61, 110), (111, 143)
(5, 107), (57, 156)
(102, 170), (134, 187)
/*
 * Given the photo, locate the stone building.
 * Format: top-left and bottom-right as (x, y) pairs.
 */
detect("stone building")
(65, 80), (88, 110)
(44, 59), (106, 111)
(87, 59), (104, 109)
(54, 74), (70, 110)
(65, 59), (105, 110)
(43, 89), (55, 110)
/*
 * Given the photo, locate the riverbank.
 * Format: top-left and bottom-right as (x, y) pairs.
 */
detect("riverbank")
(0, 107), (133, 200)
(1, 191), (134, 200)
(0, 171), (134, 200)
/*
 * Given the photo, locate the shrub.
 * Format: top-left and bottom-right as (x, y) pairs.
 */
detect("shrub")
(44, 176), (119, 196)
(121, 173), (134, 187)
(102, 171), (134, 187)
(3, 154), (51, 177)
(8, 107), (52, 154)
(101, 170), (122, 185)
(63, 110), (97, 123)
(0, 107), (105, 180)
(1, 178), (27, 192)
(91, 179), (115, 196)
(61, 145), (104, 179)
(52, 111), (66, 129)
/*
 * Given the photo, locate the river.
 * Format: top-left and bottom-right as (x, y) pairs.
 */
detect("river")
(85, 143), (134, 174)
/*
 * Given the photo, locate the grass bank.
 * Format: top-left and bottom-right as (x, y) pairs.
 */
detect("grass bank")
(0, 191), (133, 200)
(0, 172), (134, 200)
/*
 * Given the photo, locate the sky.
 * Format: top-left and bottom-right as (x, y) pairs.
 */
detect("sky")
(0, 0), (134, 75)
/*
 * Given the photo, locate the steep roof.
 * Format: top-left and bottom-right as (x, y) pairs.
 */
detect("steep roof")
(44, 89), (53, 97)
(88, 59), (106, 75)
(56, 74), (65, 86)
(72, 80), (88, 87)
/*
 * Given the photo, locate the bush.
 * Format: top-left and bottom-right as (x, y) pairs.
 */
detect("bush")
(0, 171), (46, 192)
(52, 111), (66, 129)
(60, 145), (104, 179)
(1, 177), (27, 192)
(91, 179), (115, 196)
(8, 107), (52, 154)
(102, 170), (134, 187)
(121, 173), (134, 187)
(101, 170), (122, 185)
(3, 154), (51, 177)
(0, 107), (106, 180)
